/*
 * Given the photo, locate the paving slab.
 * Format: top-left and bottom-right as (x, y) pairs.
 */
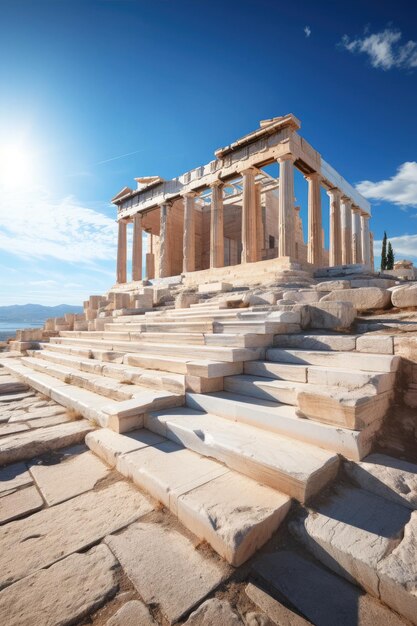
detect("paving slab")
(245, 582), (311, 626)
(0, 481), (153, 589)
(0, 462), (32, 495)
(0, 421), (93, 465)
(86, 428), (166, 467)
(8, 405), (67, 422)
(0, 544), (118, 626)
(28, 449), (111, 505)
(25, 414), (71, 428)
(254, 551), (407, 626)
(107, 600), (157, 626)
(105, 520), (230, 624)
(346, 454), (417, 510)
(0, 422), (30, 437)
(0, 485), (43, 524)
(290, 485), (411, 597)
(377, 511), (417, 624)
(184, 598), (242, 625)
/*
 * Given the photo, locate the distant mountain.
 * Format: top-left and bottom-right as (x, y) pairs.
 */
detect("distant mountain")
(0, 304), (83, 323)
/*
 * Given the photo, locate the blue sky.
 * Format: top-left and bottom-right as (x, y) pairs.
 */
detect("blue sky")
(0, 0), (416, 305)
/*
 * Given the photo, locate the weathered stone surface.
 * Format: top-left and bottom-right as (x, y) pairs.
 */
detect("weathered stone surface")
(0, 481), (153, 588)
(321, 287), (391, 311)
(394, 336), (417, 361)
(8, 405), (67, 422)
(29, 449), (110, 505)
(198, 282), (232, 294)
(107, 600), (157, 626)
(177, 471), (291, 566)
(105, 521), (230, 624)
(175, 292), (199, 309)
(245, 582), (311, 626)
(0, 422), (29, 437)
(391, 284), (417, 308)
(0, 421), (93, 465)
(283, 290), (320, 303)
(377, 511), (417, 624)
(315, 280), (351, 291)
(254, 551), (406, 626)
(273, 333), (357, 351)
(0, 485), (43, 524)
(307, 301), (356, 330)
(86, 428), (165, 467)
(290, 485), (411, 597)
(346, 454), (417, 510)
(356, 335), (394, 354)
(184, 598), (242, 625)
(0, 462), (32, 495)
(0, 544), (118, 626)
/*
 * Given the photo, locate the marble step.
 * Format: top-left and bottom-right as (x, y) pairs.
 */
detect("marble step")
(273, 333), (358, 352)
(3, 360), (183, 433)
(27, 350), (186, 394)
(289, 484), (416, 624)
(224, 374), (304, 405)
(145, 406), (339, 502)
(106, 321), (214, 333)
(42, 342), (125, 363)
(243, 360), (396, 392)
(267, 348), (400, 373)
(86, 428), (291, 567)
(185, 391), (381, 460)
(50, 337), (264, 362)
(59, 330), (206, 345)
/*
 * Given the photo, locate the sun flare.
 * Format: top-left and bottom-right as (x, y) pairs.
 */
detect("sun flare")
(0, 142), (37, 189)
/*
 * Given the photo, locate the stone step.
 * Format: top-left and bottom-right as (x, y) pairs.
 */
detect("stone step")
(43, 342), (125, 362)
(267, 348), (400, 373)
(30, 349), (185, 393)
(273, 333), (358, 352)
(50, 337), (263, 362)
(106, 321), (214, 333)
(3, 360), (183, 433)
(59, 330), (206, 345)
(145, 406), (339, 502)
(86, 428), (291, 566)
(243, 360), (395, 392)
(224, 373), (304, 405)
(184, 391), (380, 460)
(203, 333), (273, 348)
(289, 484), (416, 624)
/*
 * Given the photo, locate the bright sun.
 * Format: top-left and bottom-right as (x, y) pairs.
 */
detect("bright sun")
(0, 143), (37, 189)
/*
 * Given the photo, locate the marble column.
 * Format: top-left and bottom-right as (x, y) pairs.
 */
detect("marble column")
(255, 182), (263, 262)
(145, 231), (155, 280)
(182, 192), (196, 273)
(341, 197), (352, 265)
(361, 213), (371, 267)
(116, 219), (127, 284)
(159, 202), (171, 278)
(278, 154), (296, 258)
(351, 206), (362, 264)
(132, 213), (143, 281)
(328, 188), (342, 266)
(241, 168), (258, 263)
(306, 172), (322, 266)
(369, 231), (375, 272)
(210, 180), (224, 268)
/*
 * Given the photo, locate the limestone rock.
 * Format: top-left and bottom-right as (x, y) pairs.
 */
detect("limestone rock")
(107, 600), (157, 626)
(0, 481), (153, 588)
(0, 462), (32, 495)
(0, 544), (118, 626)
(307, 301), (356, 330)
(0, 485), (43, 524)
(315, 280), (351, 291)
(184, 598), (242, 625)
(245, 582), (310, 625)
(175, 292), (199, 309)
(105, 521), (230, 624)
(356, 335), (394, 354)
(321, 288), (391, 311)
(391, 284), (417, 308)
(283, 290), (321, 303)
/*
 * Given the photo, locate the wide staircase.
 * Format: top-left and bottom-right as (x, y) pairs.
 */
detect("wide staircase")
(3, 300), (402, 565)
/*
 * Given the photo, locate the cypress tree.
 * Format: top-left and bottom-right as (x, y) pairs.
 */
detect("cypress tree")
(381, 231), (387, 270)
(387, 241), (395, 270)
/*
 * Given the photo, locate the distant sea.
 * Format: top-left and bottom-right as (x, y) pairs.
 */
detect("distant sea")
(0, 321), (44, 342)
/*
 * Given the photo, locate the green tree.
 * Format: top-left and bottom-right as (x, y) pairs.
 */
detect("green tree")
(387, 241), (395, 270)
(381, 231), (387, 270)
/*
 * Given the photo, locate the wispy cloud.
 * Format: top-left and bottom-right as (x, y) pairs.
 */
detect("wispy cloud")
(0, 185), (117, 263)
(356, 162), (417, 208)
(97, 149), (145, 165)
(29, 280), (58, 287)
(304, 26), (311, 38)
(340, 27), (417, 70)
(374, 234), (417, 260)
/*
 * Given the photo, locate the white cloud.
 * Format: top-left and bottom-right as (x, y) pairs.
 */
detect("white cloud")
(374, 234), (417, 261)
(0, 185), (117, 263)
(304, 26), (311, 38)
(29, 280), (58, 287)
(341, 28), (417, 70)
(356, 162), (417, 208)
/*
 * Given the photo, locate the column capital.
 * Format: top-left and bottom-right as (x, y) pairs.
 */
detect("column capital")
(304, 171), (321, 182)
(160, 199), (173, 209)
(351, 204), (361, 214)
(341, 195), (352, 204)
(240, 166), (259, 176)
(181, 190), (199, 199)
(327, 187), (341, 199)
(277, 153), (296, 164)
(209, 177), (224, 189)
(360, 210), (370, 218)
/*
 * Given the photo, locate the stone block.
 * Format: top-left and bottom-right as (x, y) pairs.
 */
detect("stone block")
(308, 301), (356, 330)
(350, 278), (397, 289)
(245, 582), (310, 626)
(391, 284), (417, 308)
(89, 295), (103, 309)
(321, 288), (392, 311)
(356, 335), (394, 354)
(315, 280), (351, 291)
(0, 463), (32, 495)
(175, 292), (199, 309)
(105, 521), (230, 624)
(243, 291), (281, 306)
(198, 282), (232, 294)
(107, 600), (157, 626)
(15, 328), (43, 342)
(0, 486), (43, 524)
(184, 599), (242, 625)
(153, 287), (171, 305)
(185, 375), (224, 393)
(85, 428), (165, 467)
(394, 336), (417, 362)
(0, 545), (118, 626)
(283, 290), (321, 303)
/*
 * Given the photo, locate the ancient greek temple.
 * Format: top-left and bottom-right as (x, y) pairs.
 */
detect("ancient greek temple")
(112, 114), (372, 284)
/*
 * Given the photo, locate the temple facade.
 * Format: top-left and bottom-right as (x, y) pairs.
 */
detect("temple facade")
(112, 114), (372, 284)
